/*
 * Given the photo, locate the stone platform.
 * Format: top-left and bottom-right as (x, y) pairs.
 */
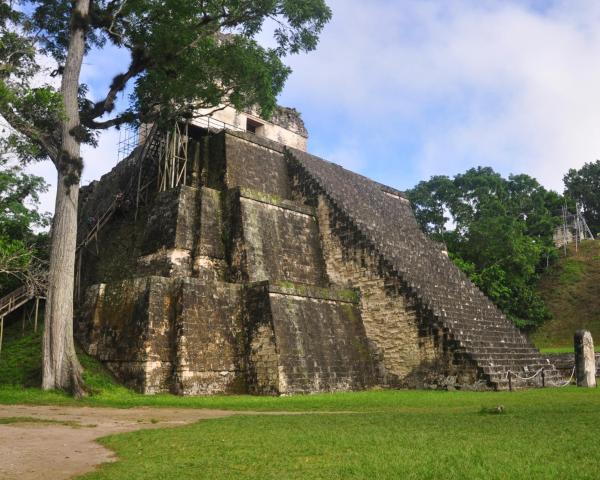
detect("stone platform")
(76, 129), (559, 394)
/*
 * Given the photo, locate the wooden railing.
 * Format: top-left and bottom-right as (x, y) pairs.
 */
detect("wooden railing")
(76, 193), (122, 252)
(0, 286), (34, 319)
(0, 285), (41, 356)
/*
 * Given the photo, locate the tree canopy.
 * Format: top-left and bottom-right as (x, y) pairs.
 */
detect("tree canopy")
(563, 160), (600, 236)
(406, 167), (563, 329)
(0, 0), (332, 394)
(1, 0), (332, 169)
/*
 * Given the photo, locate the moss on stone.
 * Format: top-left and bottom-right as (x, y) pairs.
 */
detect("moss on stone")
(270, 280), (359, 304)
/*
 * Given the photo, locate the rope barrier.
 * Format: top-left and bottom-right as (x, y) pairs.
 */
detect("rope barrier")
(504, 364), (577, 388)
(556, 366), (576, 388)
(505, 368), (544, 382)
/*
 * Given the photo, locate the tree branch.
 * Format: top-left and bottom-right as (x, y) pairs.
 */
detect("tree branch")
(0, 107), (60, 164)
(81, 55), (149, 123)
(84, 111), (135, 129)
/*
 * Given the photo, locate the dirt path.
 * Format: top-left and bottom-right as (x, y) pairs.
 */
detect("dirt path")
(0, 405), (234, 480)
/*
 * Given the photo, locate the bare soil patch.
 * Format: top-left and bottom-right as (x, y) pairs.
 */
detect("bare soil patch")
(0, 404), (233, 480)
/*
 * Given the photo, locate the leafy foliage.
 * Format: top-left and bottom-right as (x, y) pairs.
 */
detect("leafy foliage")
(0, 2), (64, 164)
(0, 157), (49, 294)
(1, 0), (333, 152)
(407, 167), (562, 328)
(563, 160), (600, 236)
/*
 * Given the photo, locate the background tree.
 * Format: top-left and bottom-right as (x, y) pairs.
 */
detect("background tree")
(407, 167), (562, 329)
(0, 0), (331, 395)
(0, 155), (49, 296)
(563, 160), (600, 236)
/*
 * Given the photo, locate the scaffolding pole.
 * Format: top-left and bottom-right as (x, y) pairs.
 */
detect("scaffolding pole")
(158, 122), (189, 193)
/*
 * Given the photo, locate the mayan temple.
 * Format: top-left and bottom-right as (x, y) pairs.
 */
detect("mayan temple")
(75, 106), (561, 395)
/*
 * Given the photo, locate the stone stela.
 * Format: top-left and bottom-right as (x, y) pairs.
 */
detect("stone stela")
(74, 107), (561, 395)
(575, 330), (596, 388)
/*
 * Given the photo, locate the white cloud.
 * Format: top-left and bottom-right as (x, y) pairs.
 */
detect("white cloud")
(281, 0), (600, 191)
(323, 140), (367, 172)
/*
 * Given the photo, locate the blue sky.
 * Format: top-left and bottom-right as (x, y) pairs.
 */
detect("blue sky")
(28, 0), (600, 213)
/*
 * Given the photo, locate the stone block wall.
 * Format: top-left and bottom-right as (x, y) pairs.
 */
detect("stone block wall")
(209, 131), (291, 199)
(77, 276), (178, 394)
(309, 189), (478, 388)
(545, 352), (600, 379)
(136, 186), (199, 278)
(193, 104), (308, 151)
(229, 189), (328, 285)
(76, 204), (143, 298)
(286, 147), (560, 389)
(194, 187), (226, 280)
(76, 127), (537, 395)
(173, 279), (244, 395)
(77, 130), (380, 395)
(268, 288), (375, 394)
(140, 187), (198, 255)
(243, 282), (375, 395)
(315, 195), (439, 386)
(244, 283), (280, 395)
(79, 275), (247, 395)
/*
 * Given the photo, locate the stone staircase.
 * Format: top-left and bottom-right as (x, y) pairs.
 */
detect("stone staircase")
(286, 148), (561, 390)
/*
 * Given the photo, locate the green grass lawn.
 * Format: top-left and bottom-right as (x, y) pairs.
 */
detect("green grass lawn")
(3, 318), (600, 478)
(538, 346), (600, 354)
(74, 388), (600, 480)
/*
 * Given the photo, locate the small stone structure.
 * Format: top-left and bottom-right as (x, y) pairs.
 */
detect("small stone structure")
(575, 330), (596, 388)
(75, 116), (560, 395)
(193, 105), (308, 151)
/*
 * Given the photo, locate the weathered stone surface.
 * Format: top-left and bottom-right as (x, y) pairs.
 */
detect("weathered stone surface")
(195, 103), (308, 150)
(244, 282), (375, 395)
(76, 202), (144, 297)
(269, 292), (374, 394)
(243, 284), (280, 395)
(209, 131), (291, 199)
(76, 277), (178, 394)
(140, 186), (199, 255)
(544, 352), (600, 380)
(195, 188), (224, 259)
(575, 330), (596, 388)
(315, 196), (448, 386)
(78, 153), (140, 235)
(173, 279), (244, 395)
(269, 106), (308, 138)
(286, 147), (561, 389)
(229, 189), (327, 285)
(75, 128), (559, 395)
(136, 248), (192, 278)
(193, 187), (227, 280)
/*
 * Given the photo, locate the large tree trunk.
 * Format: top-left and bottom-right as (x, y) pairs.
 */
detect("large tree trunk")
(42, 0), (90, 396)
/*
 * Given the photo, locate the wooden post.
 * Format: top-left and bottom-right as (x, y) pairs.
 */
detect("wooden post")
(34, 297), (40, 333)
(76, 250), (82, 302)
(0, 316), (4, 357)
(508, 371), (512, 392)
(21, 303), (27, 336)
(541, 368), (545, 388)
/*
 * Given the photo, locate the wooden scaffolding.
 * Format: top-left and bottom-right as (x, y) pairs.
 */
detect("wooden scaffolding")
(157, 122), (190, 192)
